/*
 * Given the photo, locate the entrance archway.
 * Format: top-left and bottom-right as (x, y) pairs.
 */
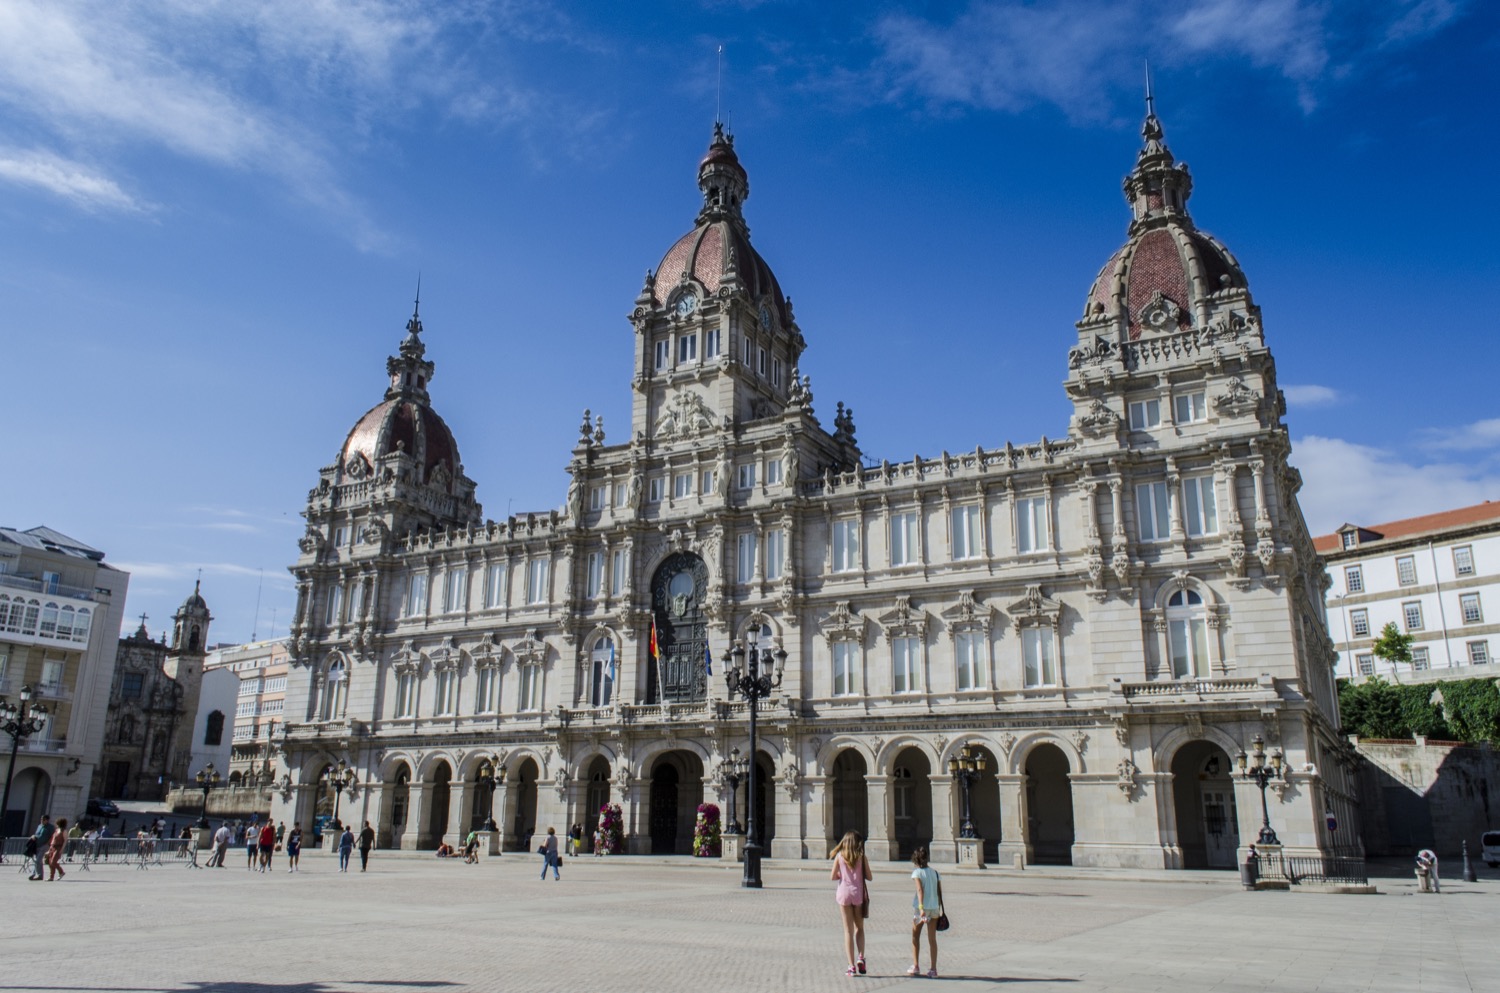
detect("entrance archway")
(1024, 743), (1074, 865)
(1170, 741), (1239, 868)
(829, 749), (869, 848)
(891, 747), (933, 860)
(426, 761), (452, 846)
(505, 758), (540, 851)
(386, 763), (411, 848)
(584, 756), (611, 851)
(3, 767), (49, 837)
(649, 553), (710, 703)
(753, 752), (776, 848)
(648, 751), (705, 854)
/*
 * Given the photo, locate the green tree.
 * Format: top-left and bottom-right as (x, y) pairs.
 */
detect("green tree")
(1370, 621), (1415, 682)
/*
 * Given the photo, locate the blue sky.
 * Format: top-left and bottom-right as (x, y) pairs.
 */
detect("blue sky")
(3, 0), (1496, 646)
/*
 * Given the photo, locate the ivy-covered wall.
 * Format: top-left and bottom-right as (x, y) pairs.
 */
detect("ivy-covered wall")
(1338, 677), (1500, 745)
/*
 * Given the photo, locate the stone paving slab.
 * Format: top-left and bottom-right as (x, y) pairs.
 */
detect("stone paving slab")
(0, 852), (1490, 993)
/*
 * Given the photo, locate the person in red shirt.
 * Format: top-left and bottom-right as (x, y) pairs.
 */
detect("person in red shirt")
(257, 821), (277, 873)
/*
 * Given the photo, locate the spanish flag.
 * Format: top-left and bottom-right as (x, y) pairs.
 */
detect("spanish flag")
(649, 616), (659, 660)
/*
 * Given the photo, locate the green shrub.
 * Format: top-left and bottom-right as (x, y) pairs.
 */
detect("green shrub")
(1338, 676), (1500, 743)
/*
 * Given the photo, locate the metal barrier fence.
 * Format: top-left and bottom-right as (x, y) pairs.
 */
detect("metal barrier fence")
(3, 836), (202, 869)
(1256, 850), (1369, 886)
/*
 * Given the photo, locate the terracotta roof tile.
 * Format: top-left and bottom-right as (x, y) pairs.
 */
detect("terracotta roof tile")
(1312, 501), (1500, 554)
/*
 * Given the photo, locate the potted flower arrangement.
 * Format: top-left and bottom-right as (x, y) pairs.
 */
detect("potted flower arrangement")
(594, 802), (624, 855)
(693, 802), (721, 857)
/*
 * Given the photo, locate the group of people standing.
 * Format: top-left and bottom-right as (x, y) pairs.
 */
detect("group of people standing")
(829, 832), (946, 979)
(204, 818), (374, 872)
(24, 814), (68, 881)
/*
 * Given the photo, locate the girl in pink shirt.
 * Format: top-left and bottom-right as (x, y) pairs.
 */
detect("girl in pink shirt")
(829, 830), (873, 977)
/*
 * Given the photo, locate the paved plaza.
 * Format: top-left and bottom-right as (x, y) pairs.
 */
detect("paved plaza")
(0, 852), (1492, 993)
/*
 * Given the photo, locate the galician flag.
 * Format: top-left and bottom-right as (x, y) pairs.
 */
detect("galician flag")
(608, 639), (617, 684)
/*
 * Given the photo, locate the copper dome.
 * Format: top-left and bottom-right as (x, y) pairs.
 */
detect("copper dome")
(340, 397), (460, 478)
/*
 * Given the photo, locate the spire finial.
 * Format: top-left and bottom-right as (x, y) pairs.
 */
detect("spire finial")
(1145, 59), (1155, 118)
(414, 273), (422, 321)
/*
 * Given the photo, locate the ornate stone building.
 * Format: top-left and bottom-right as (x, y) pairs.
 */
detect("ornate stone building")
(94, 585), (214, 800)
(273, 110), (1357, 868)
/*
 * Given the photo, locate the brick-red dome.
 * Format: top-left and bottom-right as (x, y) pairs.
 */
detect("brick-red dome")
(341, 397), (459, 478)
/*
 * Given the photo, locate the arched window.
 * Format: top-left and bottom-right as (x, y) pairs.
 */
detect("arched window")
(204, 710), (225, 746)
(1167, 590), (1210, 679)
(589, 636), (615, 707)
(189, 624), (201, 653)
(322, 659), (347, 720)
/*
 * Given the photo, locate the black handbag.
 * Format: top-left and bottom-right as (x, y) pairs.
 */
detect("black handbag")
(935, 878), (950, 930)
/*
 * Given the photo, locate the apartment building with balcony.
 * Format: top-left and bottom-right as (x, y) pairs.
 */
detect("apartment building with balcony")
(203, 637), (290, 785)
(0, 526), (129, 835)
(1317, 501), (1500, 681)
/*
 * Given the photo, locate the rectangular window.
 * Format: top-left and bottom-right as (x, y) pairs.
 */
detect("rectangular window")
(891, 636), (919, 694)
(832, 520), (860, 573)
(737, 463), (756, 489)
(677, 333), (697, 364)
(704, 328), (721, 358)
(673, 473), (693, 499)
(1016, 496), (1049, 553)
(1169, 616), (1210, 679)
(614, 481), (628, 507)
(434, 670), (456, 716)
(736, 532), (758, 584)
(324, 585), (342, 626)
(757, 347), (768, 376)
(1403, 601), (1424, 631)
(654, 339), (670, 370)
(611, 550), (628, 595)
(954, 630), (982, 691)
(1411, 646), (1430, 671)
(526, 559), (549, 605)
(333, 526), (347, 548)
(1022, 628), (1057, 687)
(405, 573), (428, 617)
(1461, 593), (1483, 624)
(264, 676), (287, 692)
(485, 563), (506, 608)
(1174, 391), (1207, 424)
(1128, 399), (1160, 430)
(475, 667), (498, 713)
(519, 665), (542, 712)
(443, 569), (466, 614)
(1341, 531), (1357, 550)
(122, 672), (144, 700)
(1345, 566), (1364, 594)
(890, 511), (918, 567)
(395, 673), (416, 718)
(1454, 545), (1475, 576)
(764, 459), (783, 486)
(1397, 555), (1418, 586)
(586, 552), (604, 598)
(742, 337), (753, 365)
(765, 529), (785, 581)
(700, 470), (715, 495)
(1182, 475), (1219, 536)
(771, 357), (783, 388)
(648, 476), (664, 502)
(1357, 653), (1375, 676)
(1350, 608), (1370, 638)
(832, 642), (857, 697)
(1469, 641), (1490, 665)
(348, 581), (364, 621)
(1135, 481), (1171, 542)
(951, 505), (982, 560)
(589, 486), (606, 512)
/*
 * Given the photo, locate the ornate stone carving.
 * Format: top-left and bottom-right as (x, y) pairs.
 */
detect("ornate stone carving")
(1137, 290), (1181, 333)
(781, 762), (801, 800)
(1077, 398), (1121, 438)
(1007, 585), (1062, 631)
(998, 732), (1017, 756)
(653, 390), (716, 441)
(1071, 729), (1090, 754)
(1117, 758), (1139, 797)
(1113, 717), (1129, 747)
(1068, 334), (1115, 369)
(1213, 376), (1261, 417)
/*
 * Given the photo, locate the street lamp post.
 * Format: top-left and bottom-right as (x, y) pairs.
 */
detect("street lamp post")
(1, 686), (49, 861)
(323, 760), (357, 832)
(194, 763), (222, 828)
(720, 747), (747, 835)
(1236, 734), (1284, 846)
(946, 743), (987, 839)
(477, 755), (502, 832)
(724, 630), (785, 889)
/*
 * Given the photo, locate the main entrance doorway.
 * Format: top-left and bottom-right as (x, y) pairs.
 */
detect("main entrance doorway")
(647, 751), (704, 854)
(649, 553), (709, 703)
(1170, 741), (1240, 868)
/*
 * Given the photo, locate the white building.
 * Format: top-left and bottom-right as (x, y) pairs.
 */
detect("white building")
(0, 526), (129, 835)
(1317, 501), (1499, 680)
(189, 667), (239, 778)
(203, 638), (290, 785)
(269, 111), (1354, 869)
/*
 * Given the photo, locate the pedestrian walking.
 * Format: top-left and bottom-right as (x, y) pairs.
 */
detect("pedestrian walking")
(28, 815), (53, 880)
(829, 831), (873, 977)
(211, 823), (230, 868)
(257, 821), (276, 872)
(358, 821), (375, 871)
(338, 825), (355, 872)
(907, 846), (943, 978)
(286, 824), (302, 872)
(539, 826), (560, 880)
(275, 822), (285, 845)
(568, 823), (582, 857)
(45, 818), (69, 880)
(246, 828), (258, 869)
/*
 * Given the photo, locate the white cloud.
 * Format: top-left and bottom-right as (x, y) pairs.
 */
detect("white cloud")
(1281, 384), (1342, 408)
(1421, 418), (1500, 451)
(0, 148), (147, 212)
(868, 0), (1465, 118)
(112, 560), (296, 584)
(1292, 434), (1500, 533)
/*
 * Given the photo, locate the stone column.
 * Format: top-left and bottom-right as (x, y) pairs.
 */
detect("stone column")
(771, 771), (804, 860)
(996, 774), (1027, 867)
(444, 781), (466, 847)
(624, 777), (651, 855)
(403, 783), (428, 851)
(865, 775), (894, 861)
(929, 774), (958, 864)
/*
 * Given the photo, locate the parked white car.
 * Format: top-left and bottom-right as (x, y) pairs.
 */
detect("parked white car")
(1481, 831), (1500, 868)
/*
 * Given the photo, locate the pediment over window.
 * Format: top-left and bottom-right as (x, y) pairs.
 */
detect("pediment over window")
(468, 632), (501, 668)
(390, 640), (424, 676)
(878, 595), (928, 637)
(1006, 585), (1062, 630)
(819, 601), (865, 643)
(513, 637), (547, 666)
(941, 590), (994, 632)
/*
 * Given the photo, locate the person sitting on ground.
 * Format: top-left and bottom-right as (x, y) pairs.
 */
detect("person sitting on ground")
(435, 842), (455, 858)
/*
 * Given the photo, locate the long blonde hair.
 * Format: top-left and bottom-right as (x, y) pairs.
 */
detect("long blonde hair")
(829, 830), (865, 865)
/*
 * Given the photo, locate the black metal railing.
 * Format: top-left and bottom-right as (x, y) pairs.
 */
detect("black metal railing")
(1256, 850), (1368, 886)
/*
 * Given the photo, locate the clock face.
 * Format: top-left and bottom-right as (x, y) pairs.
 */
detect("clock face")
(674, 293), (698, 318)
(758, 305), (772, 328)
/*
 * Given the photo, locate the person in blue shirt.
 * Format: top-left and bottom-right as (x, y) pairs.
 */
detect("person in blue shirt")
(29, 815), (54, 881)
(338, 825), (355, 872)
